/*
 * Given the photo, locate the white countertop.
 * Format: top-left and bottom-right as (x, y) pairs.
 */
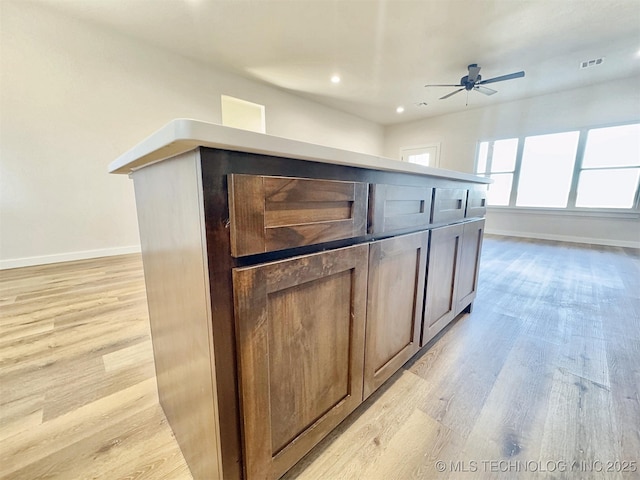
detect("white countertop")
(109, 119), (490, 184)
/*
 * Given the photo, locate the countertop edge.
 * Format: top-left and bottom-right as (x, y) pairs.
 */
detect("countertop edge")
(108, 119), (491, 184)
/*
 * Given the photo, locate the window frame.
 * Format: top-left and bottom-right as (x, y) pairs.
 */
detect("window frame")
(475, 121), (640, 215)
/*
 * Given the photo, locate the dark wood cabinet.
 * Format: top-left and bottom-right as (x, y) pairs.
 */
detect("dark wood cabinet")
(432, 187), (467, 225)
(229, 174), (368, 257)
(466, 187), (487, 218)
(120, 133), (489, 480)
(422, 219), (486, 346)
(368, 183), (432, 234)
(232, 244), (368, 480)
(422, 223), (464, 345)
(364, 231), (428, 399)
(455, 219), (485, 314)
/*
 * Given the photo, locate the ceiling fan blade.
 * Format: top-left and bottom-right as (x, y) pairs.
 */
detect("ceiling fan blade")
(474, 85), (497, 96)
(468, 64), (481, 82)
(478, 71), (525, 85)
(440, 88), (464, 100)
(425, 84), (462, 87)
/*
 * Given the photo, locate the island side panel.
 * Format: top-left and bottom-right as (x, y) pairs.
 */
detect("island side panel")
(132, 150), (223, 480)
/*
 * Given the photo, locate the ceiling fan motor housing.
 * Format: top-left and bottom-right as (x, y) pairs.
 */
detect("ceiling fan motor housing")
(461, 74), (482, 90)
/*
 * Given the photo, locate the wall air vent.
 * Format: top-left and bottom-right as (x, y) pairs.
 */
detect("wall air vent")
(580, 57), (605, 69)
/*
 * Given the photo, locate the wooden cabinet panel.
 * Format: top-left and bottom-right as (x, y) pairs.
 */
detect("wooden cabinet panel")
(432, 188), (467, 225)
(466, 187), (487, 218)
(232, 244), (368, 480)
(422, 223), (464, 345)
(364, 231), (428, 398)
(455, 219), (485, 314)
(229, 174), (367, 256)
(369, 184), (432, 234)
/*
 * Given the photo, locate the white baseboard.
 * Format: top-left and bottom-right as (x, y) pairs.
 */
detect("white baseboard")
(0, 245), (142, 270)
(485, 229), (640, 249)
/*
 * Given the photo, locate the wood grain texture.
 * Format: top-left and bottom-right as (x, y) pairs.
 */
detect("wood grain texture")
(0, 254), (191, 480)
(364, 231), (428, 398)
(422, 223), (464, 345)
(228, 174), (266, 257)
(369, 184), (432, 234)
(132, 151), (223, 480)
(232, 244), (368, 480)
(465, 186), (488, 219)
(228, 174), (367, 257)
(3, 236), (638, 480)
(431, 188), (467, 225)
(455, 219), (485, 314)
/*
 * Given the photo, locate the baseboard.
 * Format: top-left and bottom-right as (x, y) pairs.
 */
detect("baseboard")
(484, 229), (640, 249)
(0, 245), (142, 270)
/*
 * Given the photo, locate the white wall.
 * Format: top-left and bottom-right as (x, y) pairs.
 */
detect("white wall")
(0, 2), (384, 269)
(384, 77), (640, 248)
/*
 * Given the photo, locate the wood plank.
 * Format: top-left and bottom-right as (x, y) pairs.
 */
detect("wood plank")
(2, 236), (638, 480)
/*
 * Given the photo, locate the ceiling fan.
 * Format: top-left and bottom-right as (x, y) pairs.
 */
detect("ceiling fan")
(426, 64), (525, 100)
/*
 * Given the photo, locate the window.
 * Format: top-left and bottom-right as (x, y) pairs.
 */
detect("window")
(576, 124), (640, 208)
(476, 123), (640, 211)
(517, 132), (579, 208)
(476, 138), (518, 206)
(401, 144), (440, 168)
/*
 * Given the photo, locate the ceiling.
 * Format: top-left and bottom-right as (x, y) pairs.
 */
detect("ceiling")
(36, 0), (640, 125)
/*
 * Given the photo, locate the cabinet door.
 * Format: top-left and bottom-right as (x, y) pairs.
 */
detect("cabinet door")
(422, 223), (464, 345)
(233, 244), (368, 480)
(455, 219), (485, 314)
(364, 231), (428, 399)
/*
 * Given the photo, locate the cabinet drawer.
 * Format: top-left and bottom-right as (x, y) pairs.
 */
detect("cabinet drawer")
(369, 184), (432, 235)
(466, 187), (487, 218)
(431, 188), (467, 224)
(228, 174), (368, 257)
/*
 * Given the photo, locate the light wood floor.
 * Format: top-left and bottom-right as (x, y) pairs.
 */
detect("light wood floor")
(1, 236), (639, 479)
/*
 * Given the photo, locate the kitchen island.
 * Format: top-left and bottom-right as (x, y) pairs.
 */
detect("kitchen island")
(109, 119), (490, 480)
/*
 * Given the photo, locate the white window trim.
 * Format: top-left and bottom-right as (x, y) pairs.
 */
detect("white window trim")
(477, 121), (640, 213)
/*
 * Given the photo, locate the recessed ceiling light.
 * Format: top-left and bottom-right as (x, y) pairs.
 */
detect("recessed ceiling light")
(330, 75), (341, 84)
(396, 106), (405, 113)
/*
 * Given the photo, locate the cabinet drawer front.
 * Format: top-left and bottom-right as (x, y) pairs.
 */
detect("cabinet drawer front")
(233, 244), (368, 480)
(229, 174), (368, 257)
(432, 188), (467, 225)
(369, 184), (432, 234)
(466, 187), (487, 218)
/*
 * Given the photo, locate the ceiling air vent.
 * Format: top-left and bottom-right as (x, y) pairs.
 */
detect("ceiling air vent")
(580, 57), (605, 69)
